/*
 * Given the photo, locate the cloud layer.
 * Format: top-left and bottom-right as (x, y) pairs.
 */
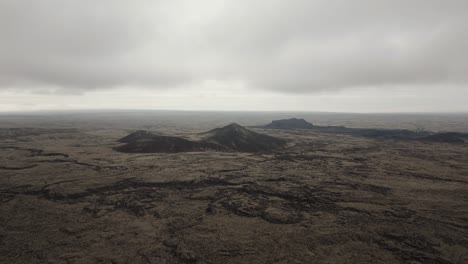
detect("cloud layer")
(1, 0), (467, 93)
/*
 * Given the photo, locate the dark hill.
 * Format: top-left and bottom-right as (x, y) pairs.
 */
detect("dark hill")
(115, 135), (220, 153)
(203, 123), (286, 152)
(265, 118), (314, 129)
(115, 123), (286, 153)
(118, 130), (158, 143)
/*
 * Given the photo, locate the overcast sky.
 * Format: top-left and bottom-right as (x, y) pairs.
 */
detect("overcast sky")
(1, 0), (467, 112)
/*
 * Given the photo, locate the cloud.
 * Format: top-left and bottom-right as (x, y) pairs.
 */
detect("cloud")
(0, 0), (467, 93)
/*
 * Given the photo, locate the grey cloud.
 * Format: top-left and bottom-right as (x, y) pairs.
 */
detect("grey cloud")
(0, 0), (467, 92)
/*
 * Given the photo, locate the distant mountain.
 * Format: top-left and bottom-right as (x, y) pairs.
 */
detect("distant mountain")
(115, 123), (286, 153)
(262, 117), (467, 143)
(265, 118), (314, 129)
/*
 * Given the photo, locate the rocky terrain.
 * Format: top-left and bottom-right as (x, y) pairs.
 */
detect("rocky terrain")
(0, 113), (467, 263)
(116, 123), (286, 153)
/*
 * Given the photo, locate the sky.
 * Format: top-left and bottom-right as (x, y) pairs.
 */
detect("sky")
(0, 0), (467, 112)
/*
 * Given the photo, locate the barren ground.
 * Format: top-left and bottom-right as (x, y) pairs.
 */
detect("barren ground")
(0, 112), (467, 263)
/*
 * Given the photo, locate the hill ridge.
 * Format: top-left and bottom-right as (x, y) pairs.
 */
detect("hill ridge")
(115, 123), (286, 153)
(265, 118), (314, 129)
